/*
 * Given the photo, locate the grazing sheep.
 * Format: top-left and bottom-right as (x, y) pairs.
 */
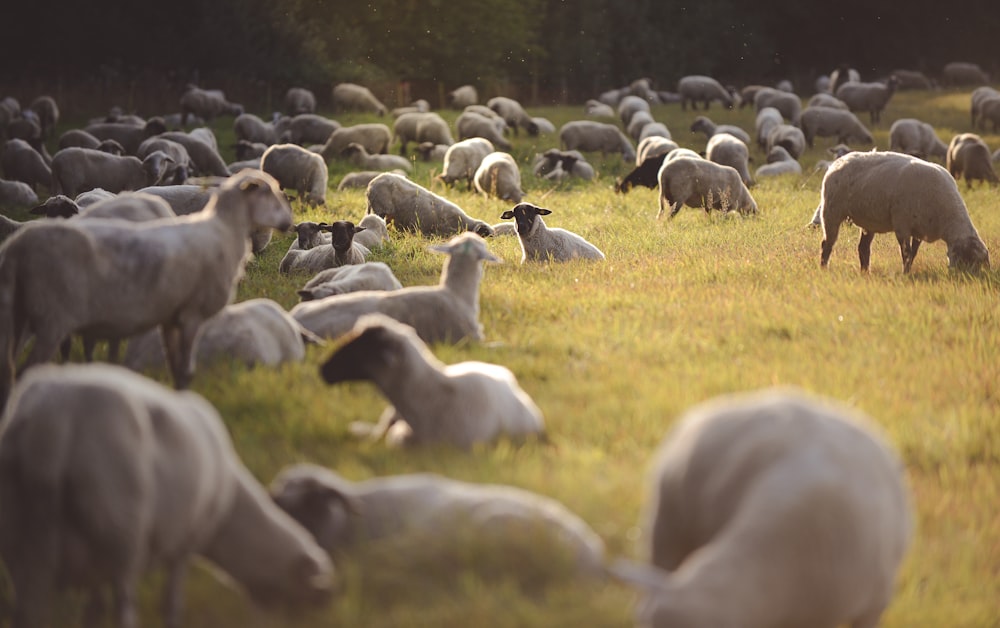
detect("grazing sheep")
(31, 191), (175, 223)
(437, 137), (496, 189)
(137, 137), (193, 184)
(638, 123), (671, 142)
(532, 149), (595, 181)
(755, 106), (784, 150)
(487, 96), (538, 135)
(738, 85), (766, 108)
(598, 87), (626, 107)
(271, 464), (604, 582)
(341, 142), (413, 173)
(753, 88), (802, 126)
(366, 172), (493, 237)
(416, 141), (449, 161)
(706, 133), (753, 186)
(969, 87), (1000, 129)
(319, 313), (543, 448)
(616, 153), (671, 194)
(636, 136), (678, 165)
(835, 76), (899, 124)
(765, 123), (807, 159)
(800, 107), (874, 147)
(890, 69), (933, 90)
(889, 118), (948, 159)
(657, 156), (758, 219)
(136, 183), (212, 216)
(297, 262), (402, 301)
(156, 131), (231, 177)
(282, 113), (341, 146)
(977, 95), (1000, 132)
(180, 85), (244, 125)
(0, 170), (293, 406)
(625, 110), (655, 141)
(500, 202), (604, 263)
(946, 133), (1000, 187)
(84, 117), (168, 155)
(279, 220), (369, 274)
(531, 117), (556, 135)
(559, 121), (636, 162)
(455, 111), (511, 150)
(474, 152), (524, 202)
(689, 116), (751, 145)
(319, 123), (393, 159)
(819, 150), (990, 272)
(942, 61), (989, 86)
(463, 105), (509, 133)
(676, 75), (735, 110)
(332, 83), (388, 116)
(233, 112), (284, 146)
(392, 112), (454, 155)
(585, 99), (616, 118)
(261, 143), (329, 206)
(754, 145), (802, 179)
(806, 92), (850, 110)
(449, 85), (478, 108)
(285, 87), (317, 115)
(290, 232), (498, 345)
(50, 147), (172, 197)
(27, 95), (59, 139)
(0, 363), (334, 628)
(338, 169), (406, 191)
(0, 179), (38, 208)
(618, 95), (652, 127)
(1, 138), (52, 192)
(612, 388), (912, 628)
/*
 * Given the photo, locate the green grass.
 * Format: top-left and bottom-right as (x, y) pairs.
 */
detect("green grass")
(3, 89), (1000, 626)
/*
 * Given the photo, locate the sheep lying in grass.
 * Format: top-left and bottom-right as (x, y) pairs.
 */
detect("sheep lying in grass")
(297, 262), (402, 301)
(0, 363), (334, 628)
(611, 388), (912, 628)
(689, 115), (750, 145)
(888, 118), (948, 160)
(51, 147), (172, 197)
(946, 133), (999, 187)
(279, 220), (370, 274)
(319, 313), (544, 449)
(835, 76), (900, 124)
(290, 232), (498, 345)
(438, 137), (495, 189)
(271, 464), (605, 582)
(1, 138), (52, 192)
(706, 133), (753, 187)
(455, 111), (511, 150)
(261, 143), (329, 206)
(819, 150), (990, 273)
(500, 202), (604, 262)
(474, 152), (524, 202)
(332, 83), (387, 116)
(657, 156), (758, 219)
(342, 142), (412, 172)
(0, 170), (293, 406)
(0, 179), (38, 209)
(366, 172), (494, 237)
(677, 75), (735, 110)
(754, 146), (802, 179)
(559, 121), (636, 162)
(800, 107), (874, 147)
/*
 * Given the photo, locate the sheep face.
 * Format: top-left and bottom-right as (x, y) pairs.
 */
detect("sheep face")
(141, 151), (174, 186)
(239, 552), (335, 611)
(501, 203), (550, 237)
(271, 470), (356, 552)
(328, 221), (364, 252)
(229, 170), (294, 232)
(947, 236), (990, 272)
(30, 195), (79, 218)
(294, 222), (329, 249)
(320, 324), (395, 384)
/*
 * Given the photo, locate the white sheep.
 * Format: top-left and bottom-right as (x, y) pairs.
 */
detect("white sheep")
(137, 137), (193, 184)
(559, 121), (636, 162)
(415, 141), (449, 161)
(584, 99), (616, 118)
(487, 96), (538, 135)
(84, 117), (168, 155)
(449, 85), (478, 108)
(705, 133), (753, 187)
(532, 149), (596, 181)
(285, 87), (317, 115)
(319, 313), (543, 448)
(888, 118), (948, 160)
(337, 169), (406, 191)
(765, 123), (807, 159)
(0, 170), (293, 406)
(136, 183), (212, 215)
(279, 220), (370, 274)
(319, 123), (393, 159)
(969, 87), (999, 129)
(689, 115), (750, 145)
(942, 61), (989, 86)
(341, 142), (413, 173)
(1, 138), (52, 192)
(676, 75), (735, 110)
(636, 136), (679, 165)
(800, 107), (874, 147)
(271, 464), (605, 581)
(0, 362), (334, 628)
(657, 156), (758, 219)
(332, 83), (388, 116)
(611, 388), (912, 628)
(531, 116), (556, 135)
(438, 137), (496, 189)
(807, 92), (850, 110)
(50, 147), (172, 197)
(367, 172), (494, 237)
(261, 143), (329, 206)
(754, 145), (802, 179)
(638, 122), (671, 142)
(290, 231), (498, 345)
(282, 113), (341, 146)
(392, 112), (454, 155)
(353, 212), (390, 250)
(179, 85), (243, 125)
(500, 202), (604, 263)
(835, 76), (900, 124)
(819, 150), (990, 272)
(455, 111), (511, 151)
(233, 112), (285, 146)
(618, 95), (652, 126)
(0, 179), (38, 208)
(626, 110), (656, 141)
(30, 191), (175, 224)
(753, 87), (802, 126)
(474, 152), (524, 202)
(946, 133), (999, 187)
(297, 262), (402, 301)
(156, 131), (231, 177)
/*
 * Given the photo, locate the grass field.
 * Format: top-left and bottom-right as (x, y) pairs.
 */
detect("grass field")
(2, 88), (999, 627)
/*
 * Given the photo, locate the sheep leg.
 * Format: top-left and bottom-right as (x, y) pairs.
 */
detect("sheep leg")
(898, 235), (921, 273)
(165, 320), (201, 390)
(83, 589), (107, 628)
(820, 223), (842, 268)
(59, 336), (72, 362)
(857, 230), (875, 271)
(668, 201), (683, 219)
(112, 577), (139, 628)
(107, 339), (122, 363)
(162, 560), (189, 628)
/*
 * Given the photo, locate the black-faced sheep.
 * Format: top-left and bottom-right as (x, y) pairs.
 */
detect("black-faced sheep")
(500, 202), (604, 262)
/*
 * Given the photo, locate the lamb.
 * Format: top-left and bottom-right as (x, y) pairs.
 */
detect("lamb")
(618, 95), (652, 126)
(180, 85), (244, 125)
(676, 75), (736, 110)
(0, 363), (334, 628)
(946, 133), (1000, 187)
(437, 137), (496, 189)
(765, 123), (807, 159)
(0, 179), (38, 208)
(449, 85), (478, 108)
(487, 96), (538, 135)
(279, 220), (369, 274)
(800, 107), (874, 147)
(156, 131), (231, 177)
(705, 133), (753, 186)
(455, 111), (511, 150)
(337, 169), (406, 191)
(689, 116), (751, 145)
(415, 141), (449, 161)
(297, 262), (402, 301)
(559, 121), (636, 162)
(819, 150), (991, 272)
(611, 388), (912, 628)
(285, 87), (317, 115)
(392, 111), (454, 155)
(753, 88), (802, 126)
(366, 172), (494, 237)
(341, 142), (413, 173)
(290, 231), (498, 345)
(318, 313), (543, 448)
(332, 83), (388, 116)
(271, 464), (604, 582)
(282, 113), (341, 146)
(0, 170), (293, 406)
(261, 143), (329, 206)
(50, 147), (172, 197)
(474, 152), (524, 202)
(123, 298), (316, 371)
(657, 156), (758, 219)
(835, 76), (899, 124)
(888, 118), (948, 160)
(319, 123), (393, 159)
(584, 99), (616, 118)
(754, 145), (802, 179)
(1, 138), (53, 192)
(942, 61), (989, 86)
(84, 117), (168, 155)
(500, 202), (604, 262)
(27, 95), (59, 139)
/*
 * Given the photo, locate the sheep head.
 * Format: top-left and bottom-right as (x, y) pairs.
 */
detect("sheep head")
(500, 203), (550, 237)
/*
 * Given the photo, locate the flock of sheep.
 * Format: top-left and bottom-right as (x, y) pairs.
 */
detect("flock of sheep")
(0, 60), (996, 626)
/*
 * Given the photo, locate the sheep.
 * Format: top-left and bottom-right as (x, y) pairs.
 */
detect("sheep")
(123, 298), (315, 371)
(84, 117), (168, 155)
(765, 123), (807, 159)
(6, 110), (42, 146)
(0, 179), (38, 208)
(828, 64), (861, 94)
(279, 220), (369, 274)
(179, 85), (244, 125)
(585, 99), (616, 118)
(487, 96), (538, 135)
(977, 95), (1000, 133)
(532, 149), (595, 181)
(0, 214), (23, 243)
(810, 144), (856, 177)
(946, 133), (1000, 187)
(332, 83), (388, 116)
(233, 112), (285, 146)
(738, 84), (766, 108)
(626, 110), (655, 141)
(754, 145), (802, 179)
(234, 139), (268, 161)
(531, 117), (556, 135)
(354, 212), (391, 250)
(31, 191), (175, 223)
(154, 131), (230, 177)
(137, 137), (193, 184)
(0, 362), (334, 628)
(437, 137), (496, 189)
(285, 87), (317, 115)
(449, 85), (478, 108)
(618, 95), (652, 127)
(676, 75), (735, 110)
(297, 262), (402, 301)
(27, 95), (59, 139)
(616, 149), (701, 194)
(800, 107), (874, 147)
(390, 100), (430, 118)
(75, 187), (117, 207)
(890, 69), (933, 90)
(942, 61), (989, 86)
(0, 169), (294, 406)
(969, 87), (1000, 129)
(463, 105), (508, 134)
(281, 114), (340, 147)
(754, 106), (783, 149)
(58, 128), (103, 150)
(188, 127), (219, 153)
(636, 136), (679, 165)
(337, 169), (406, 191)
(50, 147), (172, 197)
(1, 138), (52, 192)
(559, 121), (635, 162)
(290, 231), (498, 345)
(657, 156), (758, 219)
(598, 87), (626, 107)
(455, 111), (511, 150)
(611, 388), (913, 628)
(319, 123), (393, 159)
(416, 141), (449, 161)
(819, 150), (990, 272)
(341, 142), (413, 173)
(806, 92), (850, 110)
(136, 183), (212, 216)
(261, 143), (329, 206)
(271, 464), (605, 582)
(318, 313), (543, 448)
(392, 111), (454, 155)
(689, 116), (751, 145)
(366, 172), (494, 237)
(753, 88), (802, 126)
(474, 152), (524, 202)
(705, 133), (753, 186)
(888, 118), (948, 160)
(500, 202), (604, 263)
(835, 76), (899, 124)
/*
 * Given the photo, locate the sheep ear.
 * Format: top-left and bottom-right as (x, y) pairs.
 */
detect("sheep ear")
(535, 207), (552, 216)
(354, 226), (366, 234)
(500, 210), (514, 220)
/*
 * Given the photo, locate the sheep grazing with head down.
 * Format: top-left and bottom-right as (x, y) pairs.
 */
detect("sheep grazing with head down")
(753, 88), (802, 126)
(260, 143), (329, 206)
(705, 133), (753, 187)
(438, 137), (496, 189)
(474, 152), (524, 202)
(285, 87), (317, 115)
(765, 124), (806, 160)
(689, 116), (750, 146)
(946, 133), (999, 187)
(501, 202), (604, 263)
(676, 76), (736, 110)
(611, 388), (913, 628)
(819, 151), (990, 273)
(888, 118), (948, 160)
(800, 107), (873, 148)
(156, 131), (231, 177)
(366, 172), (494, 238)
(657, 156), (757, 219)
(319, 313), (544, 449)
(179, 85), (243, 126)
(282, 114), (341, 146)
(487, 96), (538, 136)
(319, 123), (393, 160)
(449, 85), (478, 108)
(559, 121), (636, 162)
(835, 76), (900, 124)
(332, 83), (388, 116)
(455, 111), (511, 150)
